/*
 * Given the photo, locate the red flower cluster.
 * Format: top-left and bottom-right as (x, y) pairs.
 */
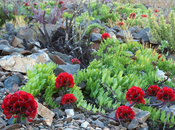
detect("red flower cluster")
(141, 14), (147, 18)
(126, 86), (145, 104)
(61, 93), (77, 105)
(1, 91), (37, 122)
(118, 22), (124, 27)
(55, 72), (75, 89)
(24, 3), (29, 6)
(147, 85), (160, 96)
(156, 87), (175, 102)
(115, 106), (135, 120)
(101, 32), (110, 40)
(59, 1), (64, 5)
(119, 7), (123, 9)
(158, 55), (163, 61)
(71, 58), (81, 64)
(129, 13), (136, 19)
(154, 9), (159, 13)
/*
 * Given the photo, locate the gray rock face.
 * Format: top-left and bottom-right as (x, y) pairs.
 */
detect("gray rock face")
(94, 119), (105, 128)
(5, 23), (15, 34)
(127, 118), (139, 129)
(3, 75), (20, 91)
(54, 63), (80, 76)
(91, 33), (102, 42)
(17, 28), (36, 40)
(0, 40), (10, 46)
(54, 52), (73, 64)
(132, 27), (150, 43)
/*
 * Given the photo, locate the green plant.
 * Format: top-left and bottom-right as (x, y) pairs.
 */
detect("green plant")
(158, 40), (169, 54)
(148, 9), (175, 53)
(86, 23), (104, 36)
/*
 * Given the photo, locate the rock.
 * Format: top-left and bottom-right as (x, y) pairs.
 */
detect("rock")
(0, 40), (10, 46)
(0, 82), (3, 88)
(127, 118), (139, 129)
(64, 128), (74, 130)
(156, 68), (171, 83)
(2, 124), (21, 130)
(111, 26), (121, 32)
(17, 28), (35, 40)
(128, 27), (136, 34)
(109, 32), (117, 40)
(65, 109), (75, 118)
(46, 52), (66, 65)
(132, 107), (142, 115)
(116, 30), (128, 40)
(11, 36), (24, 48)
(53, 52), (72, 64)
(103, 127), (110, 130)
(94, 119), (105, 128)
(90, 19), (101, 25)
(125, 51), (134, 56)
(3, 75), (20, 91)
(91, 115), (101, 120)
(0, 118), (6, 129)
(54, 63), (80, 76)
(132, 27), (150, 43)
(55, 96), (62, 105)
(0, 52), (51, 73)
(90, 42), (101, 51)
(90, 28), (102, 36)
(91, 33), (102, 42)
(72, 114), (85, 120)
(0, 44), (12, 55)
(139, 128), (149, 130)
(135, 110), (150, 122)
(37, 102), (55, 126)
(108, 111), (115, 118)
(81, 121), (90, 129)
(5, 23), (15, 34)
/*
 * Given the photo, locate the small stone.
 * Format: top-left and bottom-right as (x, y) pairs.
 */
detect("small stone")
(127, 118), (139, 129)
(11, 36), (24, 47)
(91, 33), (102, 42)
(65, 109), (74, 118)
(0, 118), (6, 129)
(3, 75), (20, 91)
(96, 127), (102, 130)
(135, 110), (150, 122)
(103, 127), (110, 130)
(94, 119), (105, 128)
(0, 82), (4, 88)
(81, 121), (90, 128)
(72, 113), (85, 120)
(64, 128), (73, 130)
(3, 123), (21, 130)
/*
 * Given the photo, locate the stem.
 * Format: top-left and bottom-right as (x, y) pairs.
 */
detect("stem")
(145, 100), (168, 107)
(16, 113), (21, 123)
(127, 101), (136, 107)
(97, 112), (123, 122)
(64, 86), (67, 93)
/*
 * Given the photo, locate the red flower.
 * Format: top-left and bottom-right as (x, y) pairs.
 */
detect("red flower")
(45, 2), (47, 4)
(158, 55), (163, 61)
(24, 3), (29, 6)
(129, 13), (136, 19)
(156, 87), (175, 102)
(118, 22), (124, 27)
(154, 14), (157, 17)
(1, 91), (37, 122)
(59, 1), (64, 5)
(71, 58), (81, 64)
(119, 7), (123, 9)
(61, 93), (77, 105)
(115, 106), (135, 120)
(101, 32), (110, 40)
(147, 85), (160, 96)
(154, 9), (159, 13)
(126, 86), (145, 104)
(55, 72), (75, 89)
(34, 3), (37, 6)
(141, 14), (147, 18)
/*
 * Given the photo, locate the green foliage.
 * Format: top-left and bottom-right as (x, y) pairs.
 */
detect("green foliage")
(0, 7), (14, 27)
(148, 10), (175, 52)
(86, 23), (104, 36)
(63, 12), (73, 19)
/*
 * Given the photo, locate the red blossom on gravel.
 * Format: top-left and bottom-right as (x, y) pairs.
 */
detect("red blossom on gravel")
(126, 86), (145, 104)
(1, 91), (37, 122)
(101, 32), (110, 40)
(55, 72), (75, 89)
(61, 93), (77, 105)
(115, 106), (135, 120)
(59, 1), (64, 5)
(118, 22), (124, 27)
(141, 14), (147, 18)
(71, 58), (81, 64)
(154, 9), (159, 13)
(156, 87), (175, 102)
(147, 85), (161, 96)
(129, 13), (136, 19)
(158, 55), (163, 61)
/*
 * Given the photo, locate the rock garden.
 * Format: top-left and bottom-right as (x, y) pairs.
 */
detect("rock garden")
(1, 0), (175, 129)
